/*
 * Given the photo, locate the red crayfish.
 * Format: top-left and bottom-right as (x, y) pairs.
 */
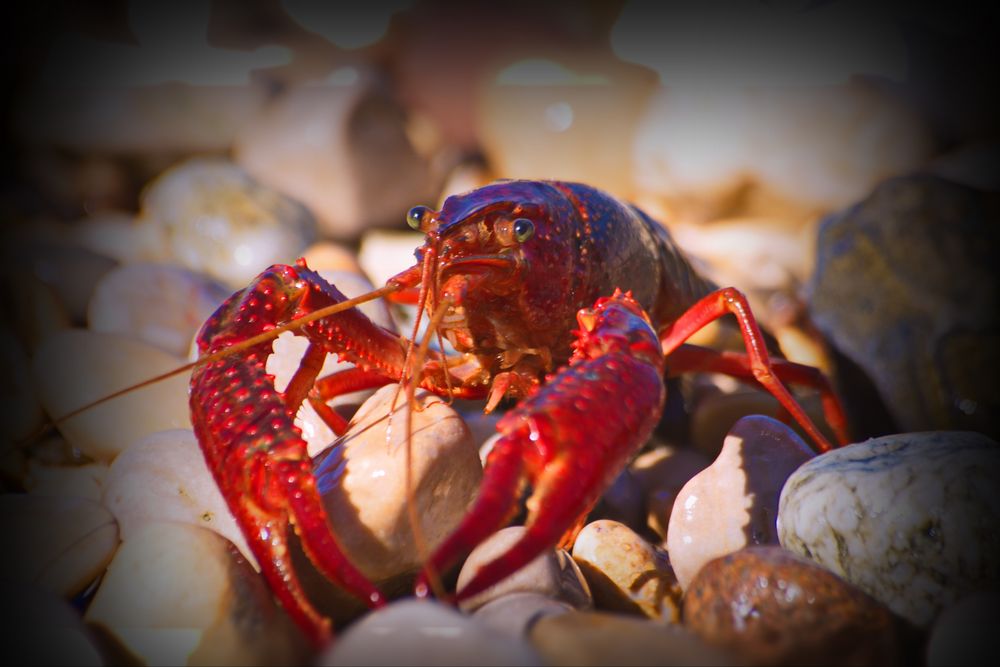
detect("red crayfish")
(79, 180), (851, 647)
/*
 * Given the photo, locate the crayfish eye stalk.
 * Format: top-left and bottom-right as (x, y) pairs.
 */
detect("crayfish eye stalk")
(406, 205), (437, 233)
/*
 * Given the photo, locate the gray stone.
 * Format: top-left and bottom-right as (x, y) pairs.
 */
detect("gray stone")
(778, 430), (1000, 626)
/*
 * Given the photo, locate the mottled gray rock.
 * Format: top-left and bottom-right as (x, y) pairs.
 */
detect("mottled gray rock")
(808, 174), (1000, 440)
(317, 599), (544, 666)
(778, 430), (1000, 626)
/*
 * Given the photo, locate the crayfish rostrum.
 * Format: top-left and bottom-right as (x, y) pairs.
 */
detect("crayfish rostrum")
(142, 180), (850, 646)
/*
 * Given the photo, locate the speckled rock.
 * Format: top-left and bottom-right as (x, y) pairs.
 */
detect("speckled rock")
(87, 262), (230, 358)
(7, 580), (103, 666)
(530, 610), (736, 667)
(778, 430), (1000, 627)
(926, 591), (999, 666)
(0, 493), (118, 597)
(101, 429), (253, 566)
(317, 598), (544, 666)
(86, 521), (307, 666)
(683, 545), (902, 666)
(572, 519), (681, 621)
(234, 74), (437, 240)
(808, 175), (1000, 440)
(137, 157), (317, 288)
(629, 445), (711, 540)
(669, 416), (814, 590)
(315, 385), (483, 584)
(456, 525), (593, 612)
(264, 268), (396, 457)
(31, 329), (192, 462)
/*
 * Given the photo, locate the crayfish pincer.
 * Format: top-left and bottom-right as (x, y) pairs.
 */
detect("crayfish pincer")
(183, 179), (850, 646)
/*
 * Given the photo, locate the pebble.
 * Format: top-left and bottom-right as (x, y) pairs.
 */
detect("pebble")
(86, 521), (307, 666)
(234, 75), (437, 240)
(72, 210), (164, 265)
(136, 157), (318, 288)
(926, 591), (999, 666)
(31, 329), (192, 462)
(683, 545), (902, 666)
(6, 580), (104, 666)
(87, 262), (231, 358)
(301, 241), (365, 275)
(629, 445), (710, 540)
(587, 468), (645, 534)
(472, 592), (574, 639)
(316, 598), (544, 666)
(0, 493), (118, 597)
(456, 525), (593, 613)
(358, 230), (426, 289)
(529, 610), (736, 667)
(100, 428), (254, 566)
(264, 268), (396, 457)
(778, 430), (1000, 627)
(25, 461), (107, 503)
(572, 520), (681, 621)
(0, 325), (44, 442)
(668, 416), (814, 590)
(315, 384), (483, 584)
(808, 174), (1000, 440)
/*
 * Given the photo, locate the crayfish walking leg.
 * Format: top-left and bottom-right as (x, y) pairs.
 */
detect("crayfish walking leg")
(190, 261), (411, 646)
(415, 290), (667, 601)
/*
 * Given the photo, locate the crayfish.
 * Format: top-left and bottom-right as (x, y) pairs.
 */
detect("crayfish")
(72, 179), (850, 648)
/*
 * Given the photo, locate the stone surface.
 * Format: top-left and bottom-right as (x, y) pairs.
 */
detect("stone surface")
(778, 430), (1000, 627)
(683, 545), (902, 666)
(25, 461), (108, 503)
(317, 598), (544, 666)
(315, 385), (483, 584)
(86, 521), (307, 666)
(926, 591), (999, 666)
(101, 429), (253, 566)
(587, 468), (645, 534)
(136, 157), (318, 288)
(530, 610), (736, 667)
(472, 592), (573, 639)
(456, 525), (593, 613)
(6, 580), (104, 666)
(0, 493), (118, 597)
(0, 325), (44, 442)
(808, 174), (1000, 440)
(31, 329), (192, 462)
(629, 445), (710, 540)
(669, 416), (814, 590)
(234, 75), (437, 240)
(87, 262), (230, 358)
(572, 519), (681, 621)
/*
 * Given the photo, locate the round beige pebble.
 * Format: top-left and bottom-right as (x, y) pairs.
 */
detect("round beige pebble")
(316, 384), (483, 584)
(456, 525), (593, 613)
(87, 262), (231, 358)
(572, 519), (681, 621)
(0, 493), (118, 597)
(668, 415), (814, 590)
(86, 521), (307, 666)
(101, 429), (253, 566)
(31, 329), (192, 462)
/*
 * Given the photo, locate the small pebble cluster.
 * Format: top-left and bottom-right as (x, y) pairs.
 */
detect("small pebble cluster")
(3, 5), (999, 666)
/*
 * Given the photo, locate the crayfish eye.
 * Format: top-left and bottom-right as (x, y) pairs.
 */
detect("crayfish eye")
(513, 218), (535, 242)
(406, 205), (431, 231)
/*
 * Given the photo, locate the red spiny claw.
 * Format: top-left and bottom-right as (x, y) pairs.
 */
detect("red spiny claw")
(190, 263), (405, 646)
(417, 291), (667, 602)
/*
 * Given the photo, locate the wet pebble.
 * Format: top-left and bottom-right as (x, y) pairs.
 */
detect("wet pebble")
(316, 385), (483, 584)
(669, 416), (814, 590)
(31, 329), (192, 462)
(87, 262), (230, 358)
(572, 519), (681, 621)
(317, 598), (544, 666)
(530, 610), (736, 667)
(456, 525), (593, 612)
(0, 493), (118, 597)
(683, 545), (902, 666)
(86, 521), (307, 666)
(137, 157), (317, 288)
(101, 428), (253, 565)
(234, 75), (436, 240)
(778, 430), (1000, 627)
